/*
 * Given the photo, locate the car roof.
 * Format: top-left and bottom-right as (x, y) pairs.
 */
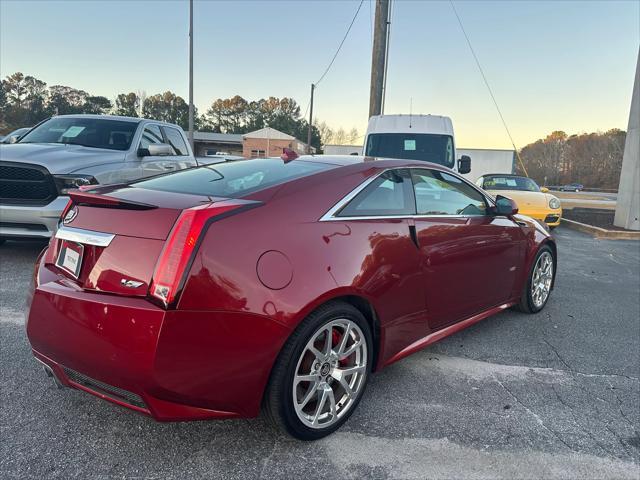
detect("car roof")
(53, 114), (144, 124)
(480, 173), (531, 179)
(296, 154), (447, 171)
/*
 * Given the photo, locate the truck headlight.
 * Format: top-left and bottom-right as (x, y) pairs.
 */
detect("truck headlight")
(548, 197), (561, 209)
(53, 175), (98, 194)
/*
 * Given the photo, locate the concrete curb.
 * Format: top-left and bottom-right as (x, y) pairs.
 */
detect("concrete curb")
(561, 218), (640, 240)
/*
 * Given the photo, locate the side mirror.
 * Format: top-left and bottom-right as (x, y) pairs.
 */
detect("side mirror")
(540, 187), (549, 193)
(8, 135), (21, 144)
(494, 195), (518, 216)
(140, 143), (173, 157)
(457, 155), (471, 174)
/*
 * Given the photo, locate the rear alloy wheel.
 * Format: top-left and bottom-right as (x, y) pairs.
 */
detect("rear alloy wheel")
(516, 246), (554, 313)
(264, 302), (372, 440)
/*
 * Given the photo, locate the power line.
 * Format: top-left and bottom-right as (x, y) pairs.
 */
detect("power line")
(449, 0), (529, 177)
(314, 0), (365, 87)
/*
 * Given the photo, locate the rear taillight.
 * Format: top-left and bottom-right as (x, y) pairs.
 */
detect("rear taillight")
(59, 198), (74, 224)
(149, 201), (256, 308)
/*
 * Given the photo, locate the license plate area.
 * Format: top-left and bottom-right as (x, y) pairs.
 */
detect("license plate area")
(55, 240), (84, 279)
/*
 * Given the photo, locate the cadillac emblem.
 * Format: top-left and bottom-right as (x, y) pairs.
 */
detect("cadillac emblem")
(63, 207), (77, 224)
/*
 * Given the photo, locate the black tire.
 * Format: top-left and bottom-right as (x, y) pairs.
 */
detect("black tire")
(515, 245), (555, 314)
(264, 301), (373, 440)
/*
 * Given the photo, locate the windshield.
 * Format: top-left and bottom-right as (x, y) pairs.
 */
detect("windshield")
(482, 175), (540, 192)
(365, 133), (455, 168)
(19, 117), (139, 151)
(134, 158), (337, 198)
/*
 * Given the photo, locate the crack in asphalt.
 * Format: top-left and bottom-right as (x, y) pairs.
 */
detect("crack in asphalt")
(493, 376), (577, 452)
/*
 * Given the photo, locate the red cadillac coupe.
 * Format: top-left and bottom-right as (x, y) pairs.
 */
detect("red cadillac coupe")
(26, 155), (556, 440)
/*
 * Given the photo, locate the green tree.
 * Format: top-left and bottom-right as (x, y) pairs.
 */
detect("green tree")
(142, 91), (197, 130)
(23, 75), (49, 124)
(82, 95), (112, 114)
(47, 85), (89, 115)
(114, 92), (140, 117)
(204, 95), (249, 133)
(518, 129), (626, 189)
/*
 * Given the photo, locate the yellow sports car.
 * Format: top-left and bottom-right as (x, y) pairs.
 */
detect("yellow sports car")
(476, 174), (562, 228)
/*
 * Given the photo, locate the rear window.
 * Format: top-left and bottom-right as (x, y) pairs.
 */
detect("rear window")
(133, 158), (336, 197)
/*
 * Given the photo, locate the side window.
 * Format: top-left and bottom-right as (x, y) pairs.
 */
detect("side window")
(337, 169), (415, 217)
(445, 137), (454, 166)
(163, 127), (188, 156)
(139, 125), (164, 150)
(411, 169), (487, 216)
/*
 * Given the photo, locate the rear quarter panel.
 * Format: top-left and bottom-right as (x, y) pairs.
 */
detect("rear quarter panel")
(177, 165), (428, 375)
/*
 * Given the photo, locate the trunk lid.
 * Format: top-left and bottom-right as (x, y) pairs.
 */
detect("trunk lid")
(46, 184), (235, 298)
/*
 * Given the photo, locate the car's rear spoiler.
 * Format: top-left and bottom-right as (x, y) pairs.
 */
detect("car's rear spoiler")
(68, 190), (157, 210)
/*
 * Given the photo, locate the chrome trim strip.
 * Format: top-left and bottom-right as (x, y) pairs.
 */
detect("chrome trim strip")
(321, 214), (472, 222)
(55, 225), (115, 247)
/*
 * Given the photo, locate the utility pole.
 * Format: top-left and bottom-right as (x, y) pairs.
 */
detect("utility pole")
(307, 83), (315, 154)
(369, 0), (390, 118)
(188, 0), (194, 151)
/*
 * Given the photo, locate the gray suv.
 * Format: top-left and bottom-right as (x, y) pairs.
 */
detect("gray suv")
(0, 114), (197, 240)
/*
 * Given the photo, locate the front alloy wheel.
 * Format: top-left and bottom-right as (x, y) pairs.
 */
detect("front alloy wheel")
(531, 251), (553, 309)
(515, 245), (555, 313)
(264, 302), (372, 440)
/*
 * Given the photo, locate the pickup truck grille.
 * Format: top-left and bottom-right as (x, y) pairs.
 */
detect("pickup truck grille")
(0, 162), (58, 206)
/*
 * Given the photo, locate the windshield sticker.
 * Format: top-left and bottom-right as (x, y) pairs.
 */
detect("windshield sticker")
(61, 126), (85, 138)
(404, 139), (416, 151)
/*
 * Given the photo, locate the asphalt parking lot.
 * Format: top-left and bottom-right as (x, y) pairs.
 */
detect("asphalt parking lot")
(1, 227), (638, 479)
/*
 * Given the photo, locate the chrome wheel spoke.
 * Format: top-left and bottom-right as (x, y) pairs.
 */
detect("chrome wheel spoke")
(337, 376), (354, 398)
(322, 326), (332, 356)
(339, 339), (362, 360)
(309, 346), (324, 360)
(312, 385), (330, 426)
(297, 382), (319, 412)
(327, 387), (337, 419)
(337, 323), (351, 355)
(337, 365), (365, 377)
(295, 373), (319, 384)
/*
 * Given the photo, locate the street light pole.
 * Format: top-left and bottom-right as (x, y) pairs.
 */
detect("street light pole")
(188, 0), (194, 152)
(307, 83), (315, 154)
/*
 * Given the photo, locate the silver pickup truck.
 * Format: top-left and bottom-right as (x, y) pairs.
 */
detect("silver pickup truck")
(0, 114), (198, 241)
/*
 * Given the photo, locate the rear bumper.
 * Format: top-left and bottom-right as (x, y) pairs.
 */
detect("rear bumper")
(0, 196), (68, 238)
(27, 262), (290, 421)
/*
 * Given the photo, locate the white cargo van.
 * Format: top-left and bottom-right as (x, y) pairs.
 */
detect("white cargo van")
(363, 114), (471, 174)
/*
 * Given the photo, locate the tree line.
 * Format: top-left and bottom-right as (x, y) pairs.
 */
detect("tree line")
(1, 72), (370, 151)
(517, 129), (625, 189)
(0, 72), (625, 187)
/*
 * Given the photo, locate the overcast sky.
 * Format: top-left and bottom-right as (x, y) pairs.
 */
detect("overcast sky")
(1, 0), (638, 148)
